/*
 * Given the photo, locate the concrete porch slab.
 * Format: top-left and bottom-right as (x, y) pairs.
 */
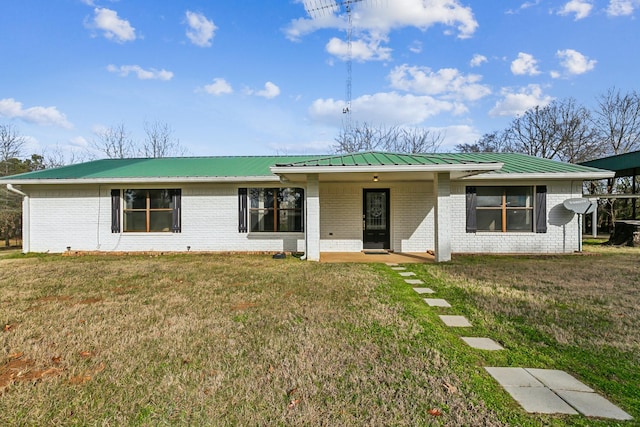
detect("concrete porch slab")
(413, 287), (435, 294)
(424, 298), (451, 307)
(461, 337), (504, 350)
(439, 315), (472, 327)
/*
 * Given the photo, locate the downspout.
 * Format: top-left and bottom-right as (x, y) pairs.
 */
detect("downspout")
(6, 184), (29, 253)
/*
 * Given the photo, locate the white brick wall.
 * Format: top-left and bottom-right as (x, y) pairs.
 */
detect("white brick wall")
(25, 184), (304, 253)
(449, 180), (583, 254)
(22, 178), (584, 255)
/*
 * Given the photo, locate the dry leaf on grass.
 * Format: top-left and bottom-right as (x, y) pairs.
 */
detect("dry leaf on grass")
(428, 408), (442, 416)
(51, 356), (62, 365)
(4, 324), (15, 332)
(79, 351), (92, 358)
(9, 352), (24, 360)
(287, 399), (301, 409)
(443, 381), (458, 394)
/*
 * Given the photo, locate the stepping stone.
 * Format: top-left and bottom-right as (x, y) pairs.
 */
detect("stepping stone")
(554, 390), (633, 420)
(485, 367), (544, 388)
(502, 386), (578, 414)
(391, 266), (406, 270)
(461, 337), (504, 350)
(385, 263), (399, 266)
(398, 272), (416, 277)
(525, 369), (593, 392)
(439, 315), (472, 327)
(412, 287), (435, 294)
(404, 279), (424, 285)
(485, 367), (633, 419)
(424, 298), (451, 307)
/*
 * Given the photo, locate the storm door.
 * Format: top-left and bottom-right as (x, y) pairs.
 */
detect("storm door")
(363, 189), (390, 250)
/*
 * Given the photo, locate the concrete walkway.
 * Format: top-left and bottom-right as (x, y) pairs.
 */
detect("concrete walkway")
(388, 263), (633, 421)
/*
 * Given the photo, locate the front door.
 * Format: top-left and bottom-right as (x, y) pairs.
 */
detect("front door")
(363, 189), (390, 250)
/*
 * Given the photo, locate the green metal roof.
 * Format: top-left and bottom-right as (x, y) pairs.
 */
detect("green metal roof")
(1, 152), (611, 182)
(1, 155), (319, 181)
(276, 152), (610, 175)
(579, 151), (640, 177)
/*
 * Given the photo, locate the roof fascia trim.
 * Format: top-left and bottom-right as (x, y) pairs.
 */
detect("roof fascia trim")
(463, 171), (615, 180)
(270, 163), (504, 175)
(2, 176), (282, 185)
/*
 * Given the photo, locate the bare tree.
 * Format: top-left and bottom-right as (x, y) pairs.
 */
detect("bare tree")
(90, 123), (136, 159)
(333, 122), (443, 154)
(0, 124), (26, 171)
(504, 98), (598, 163)
(456, 130), (511, 153)
(142, 120), (185, 158)
(592, 88), (640, 155)
(0, 124), (26, 246)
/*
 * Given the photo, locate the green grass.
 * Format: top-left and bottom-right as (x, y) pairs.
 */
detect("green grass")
(0, 247), (638, 426)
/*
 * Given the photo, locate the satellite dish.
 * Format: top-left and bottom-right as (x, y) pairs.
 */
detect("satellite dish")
(563, 198), (596, 215)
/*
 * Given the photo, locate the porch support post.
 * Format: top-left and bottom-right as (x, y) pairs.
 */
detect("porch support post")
(434, 172), (451, 262)
(305, 174), (320, 261)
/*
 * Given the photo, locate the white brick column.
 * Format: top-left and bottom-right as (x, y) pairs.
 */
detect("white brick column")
(434, 172), (451, 262)
(305, 174), (320, 261)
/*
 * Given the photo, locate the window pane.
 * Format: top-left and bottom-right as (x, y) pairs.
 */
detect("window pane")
(477, 187), (502, 207)
(149, 211), (173, 232)
(124, 190), (147, 209)
(278, 210), (303, 232)
(506, 187), (532, 208)
(149, 189), (172, 209)
(278, 188), (303, 209)
(506, 209), (533, 231)
(124, 211), (147, 232)
(477, 209), (502, 231)
(250, 189), (275, 209)
(250, 210), (275, 232)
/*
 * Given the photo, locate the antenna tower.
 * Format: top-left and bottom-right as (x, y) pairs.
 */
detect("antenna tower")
(304, 0), (367, 132)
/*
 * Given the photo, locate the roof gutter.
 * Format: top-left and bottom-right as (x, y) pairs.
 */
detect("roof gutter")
(6, 183), (27, 197)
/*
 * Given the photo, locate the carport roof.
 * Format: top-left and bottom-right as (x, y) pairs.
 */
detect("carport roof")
(579, 151), (640, 177)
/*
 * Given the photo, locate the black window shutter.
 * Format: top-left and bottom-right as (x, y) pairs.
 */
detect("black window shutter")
(111, 189), (120, 233)
(171, 190), (182, 233)
(466, 186), (477, 233)
(238, 188), (248, 233)
(535, 185), (547, 233)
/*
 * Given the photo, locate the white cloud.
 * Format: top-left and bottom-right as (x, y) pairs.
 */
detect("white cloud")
(0, 98), (73, 129)
(256, 82), (281, 99)
(489, 85), (554, 117)
(511, 52), (541, 76)
(607, 0), (640, 16)
(388, 64), (491, 102)
(470, 54), (488, 67)
(309, 91), (462, 127)
(107, 64), (174, 81)
(325, 34), (392, 61)
(555, 49), (596, 76)
(185, 11), (217, 47)
(87, 8), (136, 43)
(203, 78), (233, 95)
(558, 0), (593, 20)
(287, 0), (478, 42)
(408, 40), (423, 54)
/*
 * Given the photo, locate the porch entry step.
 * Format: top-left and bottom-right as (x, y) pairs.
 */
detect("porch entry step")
(362, 249), (389, 255)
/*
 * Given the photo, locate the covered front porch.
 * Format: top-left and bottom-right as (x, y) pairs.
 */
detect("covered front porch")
(270, 152), (504, 263)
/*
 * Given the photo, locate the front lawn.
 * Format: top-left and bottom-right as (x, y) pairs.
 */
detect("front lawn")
(0, 247), (637, 425)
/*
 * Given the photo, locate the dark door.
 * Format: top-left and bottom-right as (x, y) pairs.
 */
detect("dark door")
(363, 189), (390, 250)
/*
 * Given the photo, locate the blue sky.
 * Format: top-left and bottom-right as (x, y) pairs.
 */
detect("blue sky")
(0, 0), (638, 159)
